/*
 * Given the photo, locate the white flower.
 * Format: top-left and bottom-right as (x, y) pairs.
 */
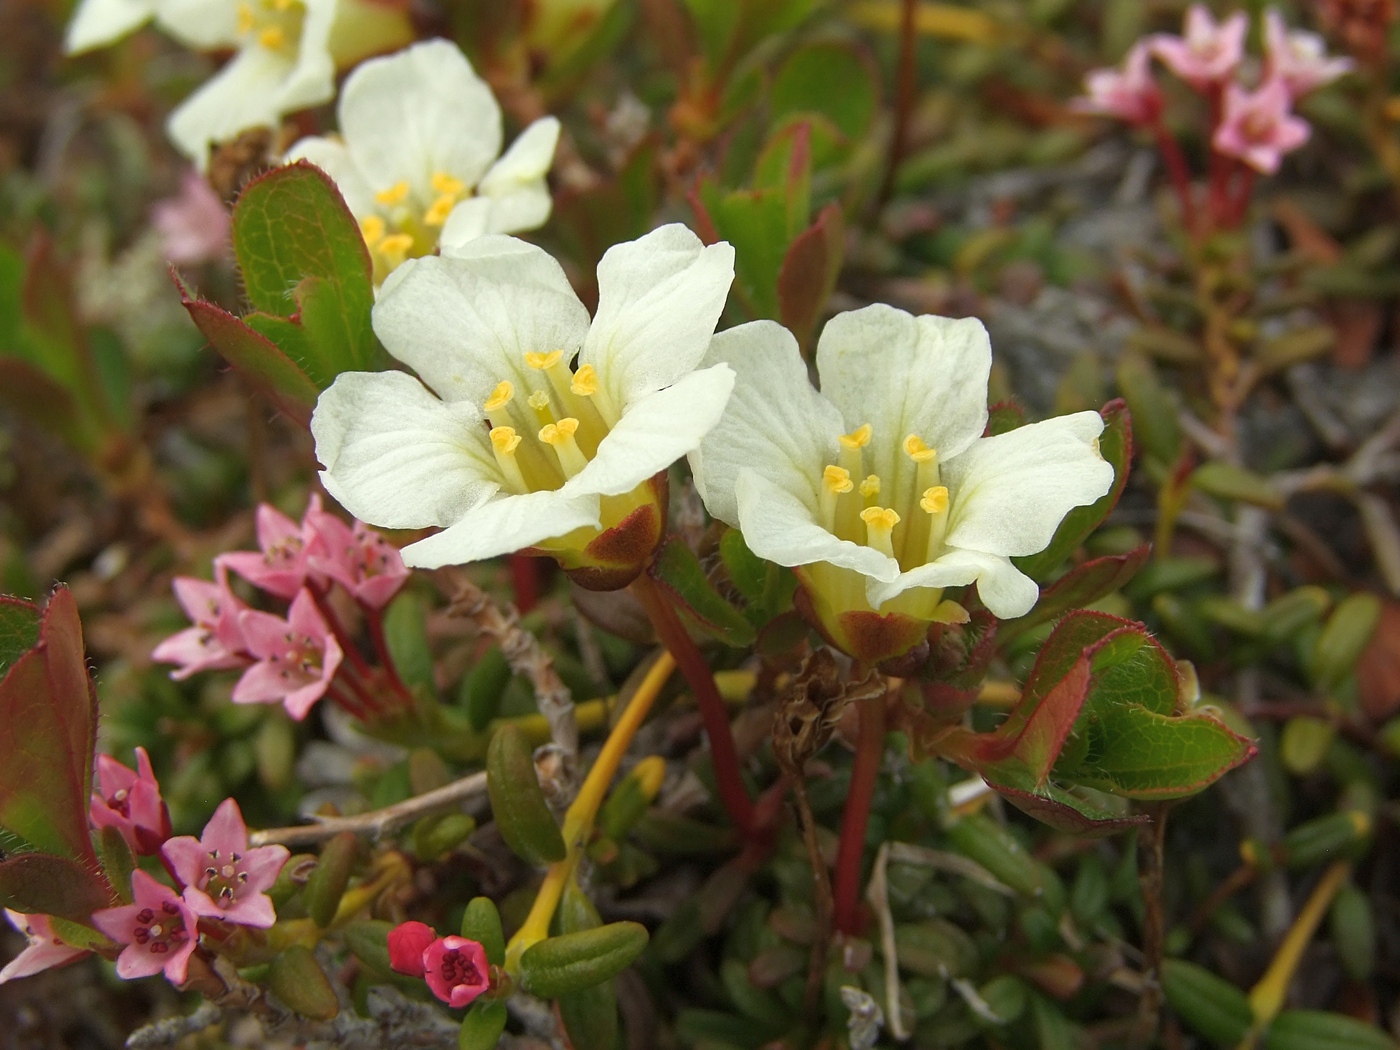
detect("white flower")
(310, 224), (736, 586)
(690, 306), (1113, 660)
(65, 0), (231, 56)
(287, 40), (560, 285)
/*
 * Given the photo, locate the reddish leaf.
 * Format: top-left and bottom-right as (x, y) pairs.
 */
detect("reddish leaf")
(992, 777), (1150, 837)
(778, 202), (845, 352)
(0, 852), (112, 923)
(1358, 598), (1400, 721)
(998, 546), (1152, 645)
(0, 587), (103, 870)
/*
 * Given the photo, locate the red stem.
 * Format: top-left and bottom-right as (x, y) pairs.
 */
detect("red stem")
(631, 572), (755, 836)
(833, 692), (886, 935)
(308, 585), (375, 681)
(1152, 118), (1198, 237)
(509, 553), (541, 614)
(1206, 84), (1228, 232)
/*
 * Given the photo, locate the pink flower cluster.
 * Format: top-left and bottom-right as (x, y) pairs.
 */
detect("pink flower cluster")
(4, 755), (288, 988)
(152, 495), (411, 720)
(387, 921), (492, 1008)
(1074, 5), (1351, 192)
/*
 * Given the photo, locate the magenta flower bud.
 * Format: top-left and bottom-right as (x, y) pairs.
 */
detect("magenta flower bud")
(387, 920), (437, 978)
(89, 746), (172, 856)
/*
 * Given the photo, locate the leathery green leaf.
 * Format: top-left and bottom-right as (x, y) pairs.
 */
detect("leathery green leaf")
(651, 536), (756, 647)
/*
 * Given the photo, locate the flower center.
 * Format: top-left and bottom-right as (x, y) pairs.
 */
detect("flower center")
(267, 629), (324, 687)
(201, 848), (251, 908)
(236, 0), (305, 54)
(360, 171), (473, 284)
(107, 787), (132, 818)
(132, 902), (188, 954)
(440, 947), (482, 988)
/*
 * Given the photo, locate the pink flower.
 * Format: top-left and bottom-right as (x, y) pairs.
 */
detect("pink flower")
(1072, 41), (1163, 125)
(152, 170), (231, 266)
(220, 497), (324, 600)
(387, 920), (438, 978)
(1152, 5), (1249, 90)
(422, 936), (490, 1008)
(151, 568), (251, 680)
(90, 870), (198, 984)
(1213, 76), (1311, 173)
(0, 911), (89, 984)
(1264, 9), (1353, 97)
(89, 746), (172, 856)
(306, 509), (410, 610)
(161, 799), (289, 928)
(232, 589), (343, 719)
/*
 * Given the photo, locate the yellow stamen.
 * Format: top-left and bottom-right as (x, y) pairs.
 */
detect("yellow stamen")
(375, 181), (410, 207)
(376, 234), (414, 270)
(423, 194), (456, 227)
(903, 434), (937, 464)
(257, 25), (285, 49)
(922, 485), (951, 562)
(359, 215), (386, 248)
(820, 465), (853, 532)
(539, 417), (588, 477)
(525, 350), (564, 371)
(859, 474), (881, 502)
(860, 506), (900, 558)
(839, 424), (873, 450)
(236, 3), (255, 32)
(431, 172), (466, 197)
(270, 0), (295, 10)
(838, 422), (872, 481)
(484, 381), (514, 413)
(528, 389), (555, 427)
(920, 486), (949, 514)
(571, 364), (599, 396)
(490, 427), (528, 493)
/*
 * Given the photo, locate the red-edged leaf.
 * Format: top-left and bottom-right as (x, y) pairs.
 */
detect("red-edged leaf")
(0, 852), (112, 923)
(998, 546), (1152, 645)
(0, 587), (103, 870)
(990, 776), (1150, 837)
(778, 201), (844, 352)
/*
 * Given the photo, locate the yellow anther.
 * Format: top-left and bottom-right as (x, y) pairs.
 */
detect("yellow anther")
(525, 350), (564, 371)
(571, 364), (599, 396)
(376, 234), (414, 270)
(489, 427), (521, 454)
(257, 25), (285, 49)
(860, 506), (900, 558)
(921, 486), (950, 514)
(823, 465), (854, 494)
(484, 380), (514, 412)
(903, 434), (937, 463)
(359, 215), (386, 247)
(859, 474), (881, 500)
(374, 180), (410, 207)
(539, 417), (580, 445)
(431, 172), (466, 197)
(423, 194), (456, 227)
(270, 0), (295, 10)
(839, 424), (873, 450)
(236, 3), (255, 32)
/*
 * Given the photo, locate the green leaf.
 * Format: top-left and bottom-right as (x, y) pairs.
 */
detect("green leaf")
(460, 1000), (509, 1050)
(1115, 356), (1179, 464)
(770, 40), (879, 144)
(1014, 400), (1133, 582)
(519, 920), (649, 997)
(692, 177), (790, 320)
(230, 162), (380, 385)
(778, 201), (844, 352)
(0, 588), (103, 869)
(1263, 1011), (1397, 1050)
(384, 590), (439, 699)
(461, 896), (506, 966)
(0, 594), (40, 679)
(1068, 704), (1256, 799)
(650, 536), (755, 647)
(1161, 959), (1252, 1048)
(487, 724), (567, 866)
(999, 545), (1150, 644)
(1189, 462), (1284, 510)
(0, 852), (113, 923)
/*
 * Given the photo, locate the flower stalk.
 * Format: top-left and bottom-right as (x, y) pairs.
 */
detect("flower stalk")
(832, 685), (887, 935)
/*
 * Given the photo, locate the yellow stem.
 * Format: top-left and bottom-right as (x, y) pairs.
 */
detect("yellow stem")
(1242, 860), (1350, 1043)
(504, 650), (676, 973)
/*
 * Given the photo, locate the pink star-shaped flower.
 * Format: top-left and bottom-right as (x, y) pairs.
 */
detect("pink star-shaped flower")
(89, 746), (172, 856)
(90, 870), (198, 984)
(305, 509), (410, 611)
(152, 170), (231, 266)
(1072, 41), (1163, 125)
(1152, 4), (1249, 90)
(151, 567), (251, 680)
(1264, 8), (1353, 98)
(162, 799), (289, 928)
(1213, 76), (1311, 174)
(0, 911), (89, 984)
(232, 589), (343, 719)
(220, 496), (325, 600)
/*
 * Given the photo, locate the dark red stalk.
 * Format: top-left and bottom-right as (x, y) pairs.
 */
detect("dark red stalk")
(833, 691), (886, 935)
(1152, 118), (1198, 236)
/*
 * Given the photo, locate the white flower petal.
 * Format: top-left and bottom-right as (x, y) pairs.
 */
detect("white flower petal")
(438, 182), (553, 252)
(867, 548), (1040, 619)
(340, 39), (502, 202)
(370, 238), (590, 406)
(478, 116), (559, 196)
(65, 0), (157, 53)
(311, 370), (501, 529)
(438, 198), (494, 253)
(166, 48), (299, 166)
(284, 136), (376, 219)
(154, 0), (240, 50)
(815, 304), (991, 494)
(579, 224), (735, 409)
(277, 0), (338, 113)
(735, 469), (898, 582)
(566, 364), (735, 499)
(943, 411), (1113, 558)
(401, 489), (601, 568)
(690, 320), (844, 527)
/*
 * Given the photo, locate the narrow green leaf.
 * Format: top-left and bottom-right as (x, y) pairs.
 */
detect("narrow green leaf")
(1190, 462), (1284, 510)
(487, 724), (567, 866)
(651, 536), (755, 647)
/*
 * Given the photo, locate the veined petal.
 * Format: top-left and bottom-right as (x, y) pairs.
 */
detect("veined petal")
(942, 412), (1113, 558)
(478, 116), (559, 197)
(154, 0), (240, 49)
(566, 364), (735, 499)
(579, 224), (735, 409)
(284, 136), (376, 220)
(312, 370), (501, 529)
(166, 47), (297, 167)
(867, 547), (1040, 619)
(370, 239), (590, 406)
(401, 489), (602, 568)
(734, 469), (897, 582)
(815, 304), (991, 491)
(64, 0), (157, 54)
(690, 320), (844, 527)
(340, 39), (502, 202)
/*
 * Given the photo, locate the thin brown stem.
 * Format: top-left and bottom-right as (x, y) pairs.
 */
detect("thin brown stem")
(791, 775), (833, 1012)
(1131, 803), (1172, 1047)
